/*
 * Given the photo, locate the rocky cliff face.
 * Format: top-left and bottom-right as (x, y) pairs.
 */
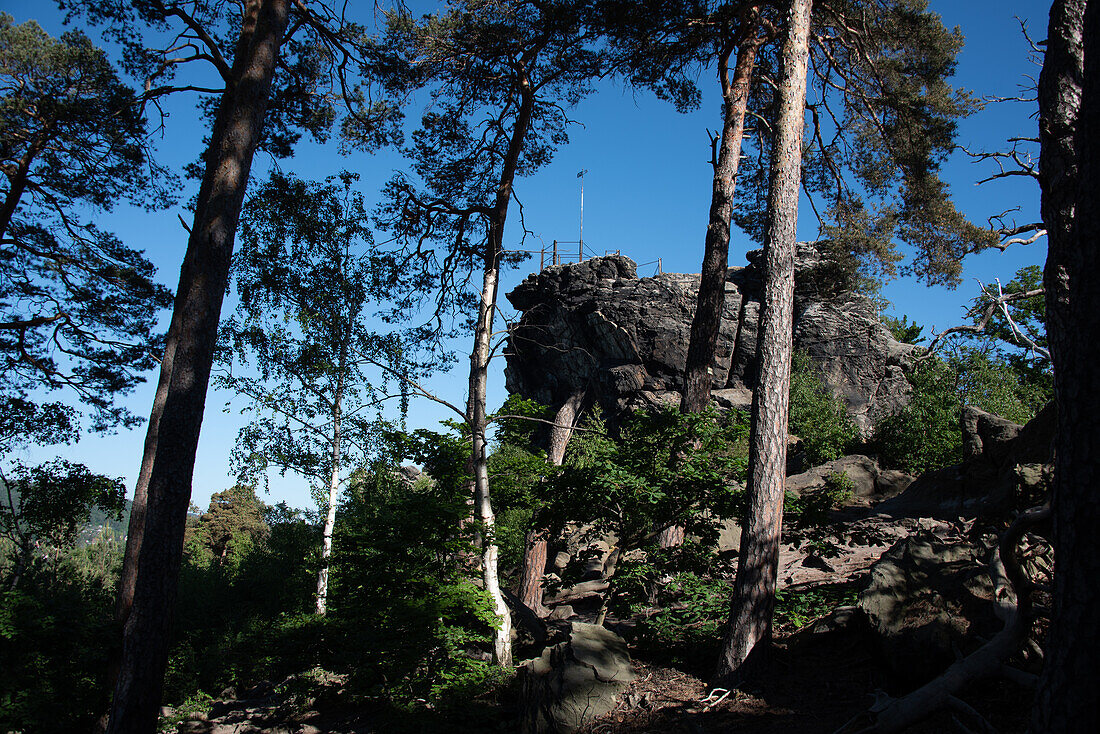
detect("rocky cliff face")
(504, 244), (915, 432)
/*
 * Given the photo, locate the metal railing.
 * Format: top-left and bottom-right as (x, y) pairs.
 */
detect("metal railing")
(504, 240), (663, 275)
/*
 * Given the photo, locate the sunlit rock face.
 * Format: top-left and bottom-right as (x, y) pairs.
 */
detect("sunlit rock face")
(504, 244), (916, 433)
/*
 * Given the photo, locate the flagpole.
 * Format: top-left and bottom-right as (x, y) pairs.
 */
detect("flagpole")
(578, 169), (588, 261)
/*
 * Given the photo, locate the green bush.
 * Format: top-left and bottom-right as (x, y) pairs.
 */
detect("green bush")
(774, 583), (858, 632)
(553, 406), (748, 558)
(874, 359), (961, 474)
(611, 542), (732, 669)
(874, 345), (1051, 476)
(788, 352), (859, 465)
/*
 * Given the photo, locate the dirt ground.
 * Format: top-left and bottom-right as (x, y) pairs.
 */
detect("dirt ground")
(572, 625), (1036, 734)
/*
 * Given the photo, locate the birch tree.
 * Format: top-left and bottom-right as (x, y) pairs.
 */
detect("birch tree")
(217, 171), (402, 616)
(379, 0), (606, 666)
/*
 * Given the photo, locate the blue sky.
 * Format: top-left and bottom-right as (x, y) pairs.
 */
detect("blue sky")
(2, 0), (1052, 512)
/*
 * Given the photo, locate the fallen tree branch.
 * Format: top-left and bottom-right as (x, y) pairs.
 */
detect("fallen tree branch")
(834, 504), (1051, 734)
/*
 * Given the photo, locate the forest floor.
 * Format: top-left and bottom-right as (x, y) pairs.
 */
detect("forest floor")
(164, 615), (1035, 734)
(573, 627), (1034, 734)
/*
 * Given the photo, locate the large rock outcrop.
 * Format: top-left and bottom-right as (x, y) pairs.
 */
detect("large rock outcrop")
(504, 245), (914, 432)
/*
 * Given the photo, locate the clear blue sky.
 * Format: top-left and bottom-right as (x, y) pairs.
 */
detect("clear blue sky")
(2, 0), (1052, 512)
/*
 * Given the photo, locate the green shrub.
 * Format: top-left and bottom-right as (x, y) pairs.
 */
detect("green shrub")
(774, 583), (858, 632)
(874, 359), (962, 474)
(874, 343), (1051, 476)
(612, 543), (732, 668)
(0, 532), (122, 733)
(788, 352), (859, 466)
(553, 406), (748, 559)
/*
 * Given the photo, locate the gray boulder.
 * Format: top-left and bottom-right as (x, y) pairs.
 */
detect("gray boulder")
(858, 524), (1000, 683)
(504, 245), (915, 433)
(518, 622), (635, 734)
(785, 454), (914, 505)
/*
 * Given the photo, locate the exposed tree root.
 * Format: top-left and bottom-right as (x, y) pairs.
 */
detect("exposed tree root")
(835, 505), (1050, 734)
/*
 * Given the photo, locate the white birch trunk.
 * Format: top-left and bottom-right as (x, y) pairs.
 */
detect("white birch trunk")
(469, 260), (513, 666)
(315, 372), (344, 616)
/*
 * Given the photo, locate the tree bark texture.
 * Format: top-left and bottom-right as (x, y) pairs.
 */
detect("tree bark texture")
(1032, 2), (1100, 731)
(107, 2), (290, 731)
(681, 34), (761, 414)
(469, 258), (513, 666)
(518, 389), (586, 614)
(714, 0), (811, 689)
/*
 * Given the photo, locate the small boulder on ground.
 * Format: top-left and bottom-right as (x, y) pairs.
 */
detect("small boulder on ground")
(785, 454), (914, 506)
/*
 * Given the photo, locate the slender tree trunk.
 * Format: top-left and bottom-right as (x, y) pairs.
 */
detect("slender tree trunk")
(681, 33), (761, 413)
(517, 388), (586, 614)
(316, 373), (345, 616)
(470, 256), (512, 666)
(714, 0), (811, 689)
(467, 73), (536, 666)
(106, 2), (289, 731)
(665, 32), (760, 552)
(547, 388), (586, 466)
(1032, 2), (1100, 731)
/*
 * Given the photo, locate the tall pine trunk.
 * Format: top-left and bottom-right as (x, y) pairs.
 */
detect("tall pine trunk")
(107, 2), (290, 730)
(714, 0), (811, 689)
(664, 29), (760, 552)
(680, 31), (761, 413)
(1032, 1), (1100, 730)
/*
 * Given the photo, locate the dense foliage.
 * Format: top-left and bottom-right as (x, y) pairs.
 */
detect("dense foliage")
(0, 15), (173, 430)
(875, 344), (1051, 474)
(0, 2), (1069, 732)
(787, 351), (860, 466)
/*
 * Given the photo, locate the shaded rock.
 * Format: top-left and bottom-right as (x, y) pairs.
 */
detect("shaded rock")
(858, 524), (999, 684)
(961, 406), (1022, 464)
(547, 604), (575, 621)
(519, 622), (635, 734)
(505, 246), (914, 433)
(784, 455), (914, 506)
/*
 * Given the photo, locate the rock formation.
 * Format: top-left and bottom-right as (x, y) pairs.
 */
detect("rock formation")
(518, 622), (635, 734)
(876, 403), (1056, 519)
(505, 245), (914, 433)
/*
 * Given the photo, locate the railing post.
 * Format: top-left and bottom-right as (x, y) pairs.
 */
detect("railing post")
(553, 239), (558, 266)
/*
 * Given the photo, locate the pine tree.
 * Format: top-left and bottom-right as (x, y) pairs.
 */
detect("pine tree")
(1032, 0), (1100, 730)
(713, 0), (811, 688)
(378, 0), (607, 666)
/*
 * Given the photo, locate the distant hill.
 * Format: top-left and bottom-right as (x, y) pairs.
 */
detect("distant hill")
(1, 479), (131, 544)
(80, 500), (131, 543)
